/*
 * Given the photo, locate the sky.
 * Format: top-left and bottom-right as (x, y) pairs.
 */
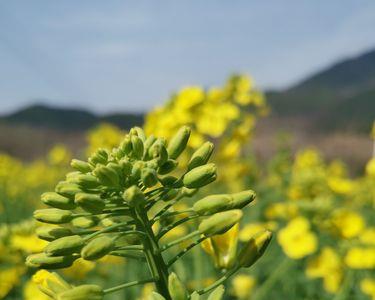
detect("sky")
(0, 1), (375, 114)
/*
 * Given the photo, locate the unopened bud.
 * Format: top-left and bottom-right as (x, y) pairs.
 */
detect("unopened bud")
(158, 159), (178, 175)
(36, 226), (73, 241)
(120, 137), (132, 155)
(167, 126), (191, 159)
(56, 285), (103, 300)
(44, 235), (84, 256)
(41, 192), (76, 210)
(55, 182), (82, 198)
(72, 216), (98, 229)
(81, 236), (114, 260)
(238, 230), (272, 268)
(75, 193), (104, 214)
(193, 194), (231, 215)
(168, 272), (188, 300)
(207, 285), (225, 300)
(26, 253), (75, 269)
(34, 209), (73, 224)
(198, 210), (242, 236)
(141, 168), (158, 187)
(93, 165), (120, 187)
(188, 141), (214, 171)
(88, 149), (108, 165)
(131, 135), (144, 159)
(75, 174), (100, 189)
(183, 163), (217, 188)
(123, 186), (145, 207)
(71, 159), (92, 173)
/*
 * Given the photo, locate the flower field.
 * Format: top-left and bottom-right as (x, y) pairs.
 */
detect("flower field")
(0, 75), (374, 300)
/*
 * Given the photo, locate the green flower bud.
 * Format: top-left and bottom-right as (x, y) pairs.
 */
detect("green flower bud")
(26, 253), (76, 269)
(34, 209), (73, 224)
(93, 165), (120, 187)
(188, 141), (214, 171)
(119, 158), (132, 177)
(55, 182), (82, 198)
(88, 149), (108, 165)
(198, 210), (243, 236)
(158, 159), (178, 175)
(41, 192), (76, 210)
(167, 126), (191, 159)
(131, 161), (145, 181)
(141, 168), (158, 187)
(44, 235), (84, 256)
(193, 194), (232, 215)
(144, 135), (157, 158)
(56, 284), (103, 300)
(207, 285), (225, 300)
(75, 174), (100, 189)
(36, 226), (73, 241)
(71, 159), (92, 173)
(193, 190), (255, 215)
(72, 216), (98, 229)
(149, 140), (168, 166)
(238, 230), (272, 268)
(183, 163), (217, 188)
(159, 176), (179, 186)
(120, 137), (132, 155)
(123, 186), (145, 207)
(131, 135), (144, 159)
(81, 236), (114, 260)
(75, 193), (104, 214)
(168, 272), (188, 300)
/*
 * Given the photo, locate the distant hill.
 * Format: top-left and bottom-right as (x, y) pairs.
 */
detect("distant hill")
(267, 49), (375, 132)
(0, 104), (144, 131)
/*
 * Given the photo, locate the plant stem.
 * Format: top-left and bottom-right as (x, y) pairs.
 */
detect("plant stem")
(251, 258), (292, 300)
(133, 206), (171, 299)
(168, 236), (207, 267)
(157, 215), (200, 239)
(196, 265), (240, 295)
(160, 230), (200, 251)
(103, 278), (155, 294)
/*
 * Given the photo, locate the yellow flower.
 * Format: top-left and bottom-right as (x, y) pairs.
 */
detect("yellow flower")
(0, 267), (23, 299)
(361, 278), (375, 300)
(344, 247), (375, 269)
(277, 217), (317, 259)
(239, 222), (277, 242)
(366, 158), (375, 177)
(48, 144), (71, 166)
(331, 210), (364, 239)
(306, 247), (343, 293)
(62, 258), (96, 280)
(231, 274), (256, 299)
(360, 228), (375, 245)
(265, 202), (298, 220)
(23, 280), (50, 300)
(10, 233), (47, 253)
(327, 178), (355, 195)
(201, 223), (239, 269)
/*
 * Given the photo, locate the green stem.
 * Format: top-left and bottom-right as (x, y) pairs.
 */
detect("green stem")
(157, 215), (200, 239)
(83, 221), (133, 241)
(110, 250), (146, 261)
(133, 206), (171, 300)
(152, 209), (194, 223)
(168, 236), (207, 267)
(103, 278), (155, 294)
(251, 258), (292, 300)
(332, 270), (353, 300)
(196, 265), (240, 295)
(161, 230), (200, 251)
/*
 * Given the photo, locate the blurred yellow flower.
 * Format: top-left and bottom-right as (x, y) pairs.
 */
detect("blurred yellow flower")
(231, 274), (256, 299)
(344, 247), (375, 269)
(23, 280), (50, 300)
(366, 158), (375, 177)
(239, 222), (277, 242)
(277, 217), (317, 259)
(306, 247), (343, 293)
(10, 233), (47, 253)
(331, 210), (364, 239)
(361, 278), (375, 300)
(0, 267), (23, 299)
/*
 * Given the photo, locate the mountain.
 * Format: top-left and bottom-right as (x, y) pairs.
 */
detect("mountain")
(267, 49), (375, 132)
(0, 104), (144, 131)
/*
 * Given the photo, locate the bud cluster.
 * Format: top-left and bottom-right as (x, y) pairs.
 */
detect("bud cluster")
(27, 126), (271, 299)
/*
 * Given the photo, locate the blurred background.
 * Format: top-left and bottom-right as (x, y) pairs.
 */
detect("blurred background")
(0, 1), (374, 300)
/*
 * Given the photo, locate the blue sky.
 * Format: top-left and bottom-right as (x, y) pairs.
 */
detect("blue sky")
(0, 1), (375, 114)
